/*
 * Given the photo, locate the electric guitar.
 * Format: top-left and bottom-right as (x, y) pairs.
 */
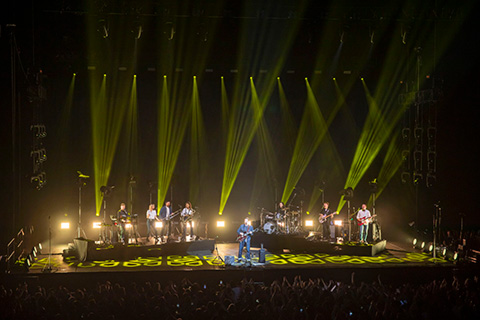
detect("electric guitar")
(357, 214), (377, 226)
(319, 211), (339, 223)
(236, 229), (257, 242)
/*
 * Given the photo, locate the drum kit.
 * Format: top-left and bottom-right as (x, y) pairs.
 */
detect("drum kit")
(261, 208), (303, 235)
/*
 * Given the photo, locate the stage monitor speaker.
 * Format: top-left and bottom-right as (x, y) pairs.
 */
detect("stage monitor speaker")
(224, 255), (235, 266)
(259, 249), (266, 263)
(73, 238), (95, 262)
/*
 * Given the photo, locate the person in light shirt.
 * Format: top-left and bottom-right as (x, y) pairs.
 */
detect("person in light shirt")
(356, 203), (371, 244)
(181, 201), (194, 241)
(159, 201), (172, 240)
(146, 204), (158, 243)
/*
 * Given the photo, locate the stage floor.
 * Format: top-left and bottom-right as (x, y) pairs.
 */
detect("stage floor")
(27, 241), (453, 274)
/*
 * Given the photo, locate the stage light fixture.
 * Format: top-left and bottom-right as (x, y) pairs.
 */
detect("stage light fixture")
(97, 19), (109, 38)
(445, 250), (459, 261)
(425, 242), (434, 253)
(60, 222), (70, 229)
(421, 241), (426, 249)
(38, 243), (42, 251)
(155, 221), (163, 228)
(333, 78), (336, 81)
(217, 221), (225, 227)
(132, 21), (143, 40)
(125, 223), (132, 229)
(92, 222), (101, 229)
(413, 238), (418, 246)
(219, 212), (222, 216)
(305, 220), (313, 227)
(163, 21), (175, 40)
(334, 220), (343, 226)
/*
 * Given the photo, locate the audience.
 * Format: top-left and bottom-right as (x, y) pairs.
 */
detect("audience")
(1, 274), (479, 319)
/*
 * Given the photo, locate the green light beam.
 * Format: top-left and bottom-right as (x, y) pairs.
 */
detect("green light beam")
(157, 76), (191, 205)
(189, 77), (207, 204)
(219, 78), (265, 214)
(282, 78), (343, 204)
(369, 134), (403, 205)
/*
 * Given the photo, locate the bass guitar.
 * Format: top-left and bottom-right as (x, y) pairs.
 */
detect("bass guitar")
(319, 211), (339, 224)
(357, 214), (377, 226)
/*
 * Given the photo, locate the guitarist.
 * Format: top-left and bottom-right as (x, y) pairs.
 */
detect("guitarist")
(356, 204), (372, 244)
(319, 202), (335, 241)
(180, 201), (194, 241)
(237, 217), (254, 263)
(159, 201), (172, 241)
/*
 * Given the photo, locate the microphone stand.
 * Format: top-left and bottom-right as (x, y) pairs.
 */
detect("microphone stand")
(212, 237), (224, 265)
(42, 216), (53, 273)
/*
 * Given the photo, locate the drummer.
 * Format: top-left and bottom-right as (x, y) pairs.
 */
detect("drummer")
(276, 202), (287, 233)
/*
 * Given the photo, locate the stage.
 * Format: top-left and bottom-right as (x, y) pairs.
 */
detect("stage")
(4, 237), (459, 289)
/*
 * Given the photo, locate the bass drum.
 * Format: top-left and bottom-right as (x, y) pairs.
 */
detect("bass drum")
(263, 221), (276, 234)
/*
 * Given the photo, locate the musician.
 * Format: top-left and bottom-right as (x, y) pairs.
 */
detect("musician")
(237, 217), (254, 263)
(320, 202), (335, 241)
(181, 201), (194, 241)
(146, 204), (158, 243)
(159, 201), (172, 240)
(277, 202), (287, 232)
(117, 203), (129, 244)
(357, 204), (371, 244)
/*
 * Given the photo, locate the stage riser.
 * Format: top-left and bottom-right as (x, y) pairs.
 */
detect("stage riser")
(252, 234), (386, 256)
(75, 239), (215, 261)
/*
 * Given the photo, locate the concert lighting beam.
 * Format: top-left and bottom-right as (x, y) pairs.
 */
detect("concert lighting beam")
(282, 79), (332, 203)
(90, 74), (132, 215)
(337, 1), (472, 211)
(277, 78), (297, 151)
(337, 78), (409, 212)
(369, 134), (403, 204)
(219, 77), (266, 215)
(157, 76), (190, 205)
(125, 75), (138, 176)
(219, 1), (308, 216)
(189, 76), (207, 203)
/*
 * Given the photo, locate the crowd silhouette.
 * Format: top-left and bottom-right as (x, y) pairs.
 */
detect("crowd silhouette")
(1, 274), (479, 319)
